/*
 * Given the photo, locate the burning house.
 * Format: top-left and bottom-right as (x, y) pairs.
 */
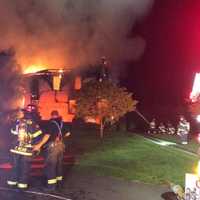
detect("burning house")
(23, 69), (81, 122)
(0, 0), (153, 123)
(0, 46), (110, 125)
(22, 60), (110, 123)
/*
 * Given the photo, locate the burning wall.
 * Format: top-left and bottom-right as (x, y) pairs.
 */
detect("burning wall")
(23, 73), (79, 122)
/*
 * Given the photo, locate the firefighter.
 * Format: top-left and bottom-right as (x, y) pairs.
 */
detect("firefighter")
(33, 110), (70, 192)
(158, 122), (167, 134)
(177, 115), (190, 144)
(167, 122), (175, 135)
(7, 107), (42, 190)
(23, 104), (41, 124)
(148, 118), (156, 134)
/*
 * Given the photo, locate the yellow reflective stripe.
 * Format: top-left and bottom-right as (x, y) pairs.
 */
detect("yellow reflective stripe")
(48, 179), (57, 184)
(7, 181), (17, 185)
(32, 130), (42, 138)
(18, 183), (28, 188)
(10, 149), (32, 156)
(11, 129), (18, 135)
(56, 176), (63, 181)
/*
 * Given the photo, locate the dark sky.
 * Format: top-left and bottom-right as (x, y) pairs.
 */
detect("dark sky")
(124, 0), (200, 109)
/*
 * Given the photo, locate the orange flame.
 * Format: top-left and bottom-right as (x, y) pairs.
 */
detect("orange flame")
(23, 64), (48, 74)
(19, 51), (73, 74)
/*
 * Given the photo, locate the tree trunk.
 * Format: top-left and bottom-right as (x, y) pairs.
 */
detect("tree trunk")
(100, 120), (104, 139)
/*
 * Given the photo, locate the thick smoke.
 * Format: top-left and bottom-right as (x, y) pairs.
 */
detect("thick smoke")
(0, 49), (23, 112)
(0, 0), (154, 70)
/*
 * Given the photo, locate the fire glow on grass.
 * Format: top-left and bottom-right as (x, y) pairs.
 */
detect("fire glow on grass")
(193, 160), (200, 176)
(198, 161), (200, 177)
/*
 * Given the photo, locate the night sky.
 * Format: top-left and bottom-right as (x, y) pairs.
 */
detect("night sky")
(124, 0), (200, 115)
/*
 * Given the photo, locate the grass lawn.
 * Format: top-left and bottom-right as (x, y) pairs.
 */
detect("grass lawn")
(74, 132), (198, 186)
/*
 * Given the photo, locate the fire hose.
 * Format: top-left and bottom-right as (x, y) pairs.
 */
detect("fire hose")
(134, 109), (150, 125)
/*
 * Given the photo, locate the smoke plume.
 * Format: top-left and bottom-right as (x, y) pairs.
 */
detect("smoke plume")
(0, 0), (154, 70)
(0, 49), (23, 112)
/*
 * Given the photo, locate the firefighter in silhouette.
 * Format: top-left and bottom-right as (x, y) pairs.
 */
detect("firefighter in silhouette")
(158, 122), (167, 134)
(167, 122), (175, 135)
(148, 118), (156, 134)
(7, 106), (42, 190)
(33, 110), (70, 192)
(177, 115), (190, 144)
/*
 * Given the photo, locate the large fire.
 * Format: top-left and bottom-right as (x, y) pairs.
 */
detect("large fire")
(19, 51), (73, 75)
(22, 63), (71, 74)
(20, 63), (78, 122)
(23, 65), (48, 74)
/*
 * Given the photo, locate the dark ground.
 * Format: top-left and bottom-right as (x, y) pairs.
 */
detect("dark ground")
(61, 171), (171, 200)
(0, 169), (172, 200)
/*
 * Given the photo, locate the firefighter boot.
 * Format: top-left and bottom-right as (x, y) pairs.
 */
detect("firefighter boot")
(43, 184), (57, 193)
(57, 181), (64, 192)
